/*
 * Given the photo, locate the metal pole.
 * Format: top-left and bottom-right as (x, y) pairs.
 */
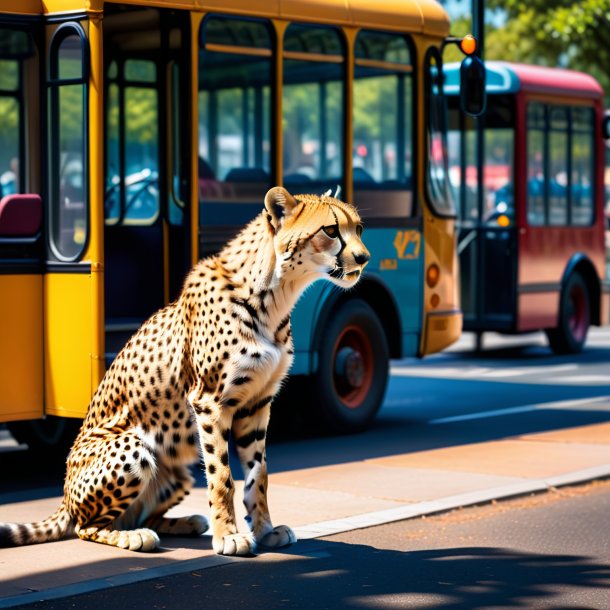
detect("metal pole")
(473, 0), (485, 328)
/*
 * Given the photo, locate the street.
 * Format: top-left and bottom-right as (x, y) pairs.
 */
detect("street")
(1, 327), (609, 608)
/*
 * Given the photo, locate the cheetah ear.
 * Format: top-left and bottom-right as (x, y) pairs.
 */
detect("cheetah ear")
(264, 186), (298, 231)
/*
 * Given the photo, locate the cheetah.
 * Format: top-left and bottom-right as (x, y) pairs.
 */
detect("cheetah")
(0, 187), (369, 556)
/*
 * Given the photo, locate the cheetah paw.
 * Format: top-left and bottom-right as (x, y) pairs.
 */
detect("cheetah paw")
(187, 514), (209, 535)
(258, 525), (297, 549)
(213, 533), (255, 556)
(118, 528), (160, 552)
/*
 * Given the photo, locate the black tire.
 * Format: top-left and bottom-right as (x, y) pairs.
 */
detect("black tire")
(7, 416), (81, 460)
(311, 299), (389, 434)
(546, 272), (591, 355)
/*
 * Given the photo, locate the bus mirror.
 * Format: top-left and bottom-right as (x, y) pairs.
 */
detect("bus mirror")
(460, 54), (486, 117)
(603, 111), (610, 140)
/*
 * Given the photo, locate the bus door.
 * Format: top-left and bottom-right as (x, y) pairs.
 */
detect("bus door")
(450, 94), (517, 332)
(103, 6), (192, 364)
(0, 24), (44, 422)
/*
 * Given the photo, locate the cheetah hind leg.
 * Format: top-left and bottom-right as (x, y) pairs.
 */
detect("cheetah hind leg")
(141, 465), (209, 537)
(145, 514), (209, 536)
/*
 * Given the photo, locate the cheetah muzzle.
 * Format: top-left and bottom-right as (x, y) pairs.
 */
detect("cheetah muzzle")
(0, 186), (369, 556)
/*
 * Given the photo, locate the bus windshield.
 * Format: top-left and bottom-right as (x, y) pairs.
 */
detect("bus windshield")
(448, 94), (514, 225)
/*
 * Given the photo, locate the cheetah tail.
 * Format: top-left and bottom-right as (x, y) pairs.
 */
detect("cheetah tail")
(0, 502), (73, 547)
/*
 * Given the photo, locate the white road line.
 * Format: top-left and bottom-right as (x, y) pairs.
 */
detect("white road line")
(428, 395), (610, 425)
(390, 363), (579, 379)
(558, 375), (610, 383)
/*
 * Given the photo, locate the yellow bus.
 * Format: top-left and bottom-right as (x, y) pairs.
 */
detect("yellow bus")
(0, 0), (480, 449)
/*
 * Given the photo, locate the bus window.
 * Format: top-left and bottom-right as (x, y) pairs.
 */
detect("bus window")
(0, 29), (29, 197)
(282, 24), (344, 194)
(48, 25), (88, 260)
(426, 49), (454, 217)
(526, 103), (545, 226)
(548, 106), (568, 226)
(198, 16), (272, 249)
(571, 106), (594, 226)
(447, 103), (478, 222)
(353, 31), (413, 219)
(105, 59), (160, 225)
(483, 95), (514, 225)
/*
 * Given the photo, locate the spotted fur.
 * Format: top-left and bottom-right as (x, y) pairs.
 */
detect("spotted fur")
(0, 187), (369, 555)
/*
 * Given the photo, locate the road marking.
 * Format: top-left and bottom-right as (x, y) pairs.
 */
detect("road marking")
(558, 375), (610, 383)
(390, 363), (579, 380)
(428, 395), (610, 425)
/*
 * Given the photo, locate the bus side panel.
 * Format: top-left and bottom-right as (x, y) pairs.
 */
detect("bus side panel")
(44, 273), (91, 418)
(0, 275), (43, 422)
(370, 228), (423, 355)
(517, 226), (602, 331)
(290, 281), (327, 376)
(289, 227), (423, 374)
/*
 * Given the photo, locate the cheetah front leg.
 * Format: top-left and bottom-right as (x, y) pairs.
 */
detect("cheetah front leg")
(233, 400), (296, 551)
(190, 394), (252, 555)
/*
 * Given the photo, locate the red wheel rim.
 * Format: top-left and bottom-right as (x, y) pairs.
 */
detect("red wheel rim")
(567, 283), (589, 343)
(332, 324), (374, 409)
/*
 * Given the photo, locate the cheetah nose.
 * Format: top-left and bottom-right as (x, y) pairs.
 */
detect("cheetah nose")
(354, 252), (370, 265)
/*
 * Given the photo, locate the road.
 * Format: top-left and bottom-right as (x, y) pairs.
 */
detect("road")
(1, 327), (609, 608)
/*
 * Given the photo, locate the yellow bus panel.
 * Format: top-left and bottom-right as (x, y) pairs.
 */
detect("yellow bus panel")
(44, 273), (92, 419)
(0, 275), (43, 422)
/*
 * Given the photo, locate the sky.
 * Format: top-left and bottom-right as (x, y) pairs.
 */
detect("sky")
(438, 0), (507, 27)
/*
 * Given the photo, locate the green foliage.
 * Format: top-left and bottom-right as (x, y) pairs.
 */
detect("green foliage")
(484, 0), (610, 100)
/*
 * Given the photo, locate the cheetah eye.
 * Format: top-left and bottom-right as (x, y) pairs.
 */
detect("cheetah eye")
(356, 224), (363, 238)
(323, 224), (339, 238)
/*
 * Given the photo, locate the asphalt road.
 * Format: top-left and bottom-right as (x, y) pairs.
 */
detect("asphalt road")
(10, 479), (610, 609)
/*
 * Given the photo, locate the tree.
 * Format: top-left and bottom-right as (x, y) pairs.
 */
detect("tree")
(485, 0), (610, 99)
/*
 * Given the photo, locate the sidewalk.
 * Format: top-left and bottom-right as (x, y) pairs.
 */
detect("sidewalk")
(1, 405), (610, 608)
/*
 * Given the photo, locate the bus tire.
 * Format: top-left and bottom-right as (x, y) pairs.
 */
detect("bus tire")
(546, 272), (590, 355)
(7, 416), (81, 459)
(311, 299), (389, 434)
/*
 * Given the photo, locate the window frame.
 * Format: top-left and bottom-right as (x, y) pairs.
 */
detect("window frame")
(525, 101), (596, 229)
(105, 57), (161, 227)
(351, 29), (415, 224)
(47, 21), (89, 262)
(0, 26), (32, 200)
(281, 22), (346, 194)
(198, 14), (275, 190)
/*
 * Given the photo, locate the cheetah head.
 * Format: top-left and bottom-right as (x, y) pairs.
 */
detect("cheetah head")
(264, 186), (370, 288)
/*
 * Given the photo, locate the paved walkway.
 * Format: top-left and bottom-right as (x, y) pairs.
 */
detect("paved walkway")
(1, 406), (610, 608)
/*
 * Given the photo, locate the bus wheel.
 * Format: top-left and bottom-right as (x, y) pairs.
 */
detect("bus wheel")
(7, 417), (81, 459)
(546, 272), (590, 355)
(312, 299), (389, 434)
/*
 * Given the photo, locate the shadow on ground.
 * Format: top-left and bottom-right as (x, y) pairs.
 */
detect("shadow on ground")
(7, 539), (610, 609)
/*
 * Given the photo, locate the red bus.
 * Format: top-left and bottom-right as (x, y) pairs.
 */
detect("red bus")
(444, 61), (610, 352)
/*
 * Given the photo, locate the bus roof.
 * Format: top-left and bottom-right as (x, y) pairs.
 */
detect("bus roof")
(0, 0), (449, 37)
(444, 61), (604, 100)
